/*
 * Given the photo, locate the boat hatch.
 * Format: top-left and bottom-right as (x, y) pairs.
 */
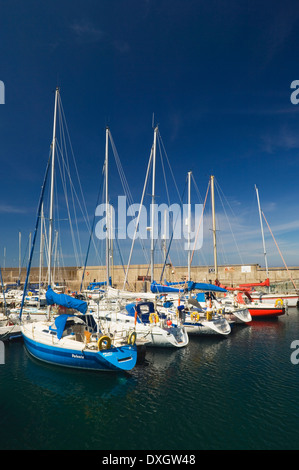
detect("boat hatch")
(42, 329), (57, 335)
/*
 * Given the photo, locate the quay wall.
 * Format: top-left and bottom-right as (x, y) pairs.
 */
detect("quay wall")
(2, 263), (299, 292)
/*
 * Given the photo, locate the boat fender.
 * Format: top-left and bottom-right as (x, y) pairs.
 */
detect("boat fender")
(191, 312), (197, 322)
(97, 335), (111, 351)
(275, 298), (283, 307)
(128, 331), (137, 346)
(149, 313), (159, 324)
(206, 311), (213, 321)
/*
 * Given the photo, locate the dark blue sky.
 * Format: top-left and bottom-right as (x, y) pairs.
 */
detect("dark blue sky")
(1, 0), (299, 270)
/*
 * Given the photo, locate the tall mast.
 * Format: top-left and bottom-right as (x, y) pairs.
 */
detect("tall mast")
(150, 126), (158, 283)
(255, 184), (269, 278)
(187, 171), (192, 281)
(18, 231), (21, 280)
(105, 127), (110, 287)
(47, 87), (59, 294)
(211, 175), (218, 280)
(38, 203), (44, 302)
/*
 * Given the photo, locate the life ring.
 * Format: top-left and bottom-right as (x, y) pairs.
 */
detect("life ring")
(27, 291), (32, 297)
(97, 335), (111, 350)
(128, 331), (137, 346)
(275, 298), (283, 307)
(149, 313), (159, 324)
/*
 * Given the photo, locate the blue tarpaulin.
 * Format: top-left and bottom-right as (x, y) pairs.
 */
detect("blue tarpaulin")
(187, 282), (227, 293)
(46, 288), (87, 314)
(54, 314), (75, 340)
(150, 281), (185, 293)
(163, 280), (226, 293)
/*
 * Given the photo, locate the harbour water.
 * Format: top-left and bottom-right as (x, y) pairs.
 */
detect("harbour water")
(1, 308), (299, 450)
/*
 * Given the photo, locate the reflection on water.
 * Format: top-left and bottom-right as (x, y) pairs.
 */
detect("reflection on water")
(1, 308), (299, 449)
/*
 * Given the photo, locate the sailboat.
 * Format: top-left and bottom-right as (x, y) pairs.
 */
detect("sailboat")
(89, 125), (189, 348)
(22, 288), (137, 371)
(240, 185), (299, 309)
(0, 266), (22, 341)
(21, 88), (137, 372)
(153, 281), (232, 335)
(158, 173), (249, 333)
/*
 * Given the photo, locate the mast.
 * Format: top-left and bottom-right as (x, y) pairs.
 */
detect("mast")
(150, 126), (158, 283)
(211, 175), (218, 280)
(47, 87), (59, 317)
(19, 231), (21, 280)
(255, 184), (269, 278)
(28, 232), (31, 262)
(105, 126), (110, 287)
(162, 209), (167, 265)
(187, 171), (192, 281)
(38, 203), (44, 304)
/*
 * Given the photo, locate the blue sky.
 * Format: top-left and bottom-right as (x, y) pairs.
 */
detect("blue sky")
(1, 0), (299, 271)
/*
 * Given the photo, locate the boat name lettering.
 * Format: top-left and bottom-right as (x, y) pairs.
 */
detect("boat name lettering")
(71, 354), (84, 359)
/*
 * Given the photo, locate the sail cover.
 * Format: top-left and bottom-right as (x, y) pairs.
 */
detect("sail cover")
(54, 314), (75, 340)
(159, 280), (227, 293)
(187, 282), (227, 293)
(150, 281), (185, 293)
(46, 288), (87, 314)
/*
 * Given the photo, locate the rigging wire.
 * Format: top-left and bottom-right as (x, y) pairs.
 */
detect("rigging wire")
(262, 211), (297, 290)
(214, 178), (244, 265)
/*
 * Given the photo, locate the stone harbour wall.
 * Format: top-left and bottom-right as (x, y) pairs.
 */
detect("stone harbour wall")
(2, 263), (299, 292)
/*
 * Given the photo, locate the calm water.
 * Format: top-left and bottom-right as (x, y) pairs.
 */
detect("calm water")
(1, 308), (299, 450)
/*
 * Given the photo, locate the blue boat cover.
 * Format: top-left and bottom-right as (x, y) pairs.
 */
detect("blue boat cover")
(196, 292), (206, 303)
(187, 281), (227, 293)
(46, 288), (87, 314)
(125, 303), (136, 314)
(87, 277), (112, 290)
(162, 280), (226, 293)
(150, 281), (185, 293)
(54, 314), (75, 340)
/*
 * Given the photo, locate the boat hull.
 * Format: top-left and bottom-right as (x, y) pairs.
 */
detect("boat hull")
(144, 325), (189, 347)
(0, 323), (22, 341)
(183, 315), (231, 335)
(22, 330), (137, 372)
(248, 307), (285, 319)
(222, 308), (252, 324)
(250, 294), (299, 308)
